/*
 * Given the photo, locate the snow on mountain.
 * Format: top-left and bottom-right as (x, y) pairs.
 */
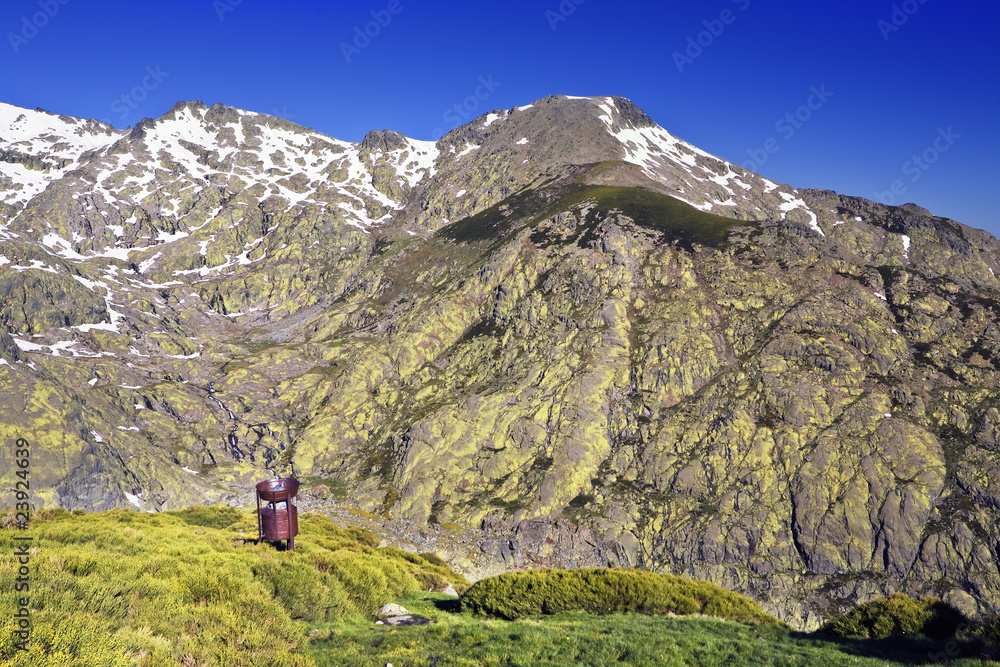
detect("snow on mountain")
(0, 103), (119, 208)
(2, 96), (828, 252)
(0, 93), (841, 353)
(0, 101), (450, 284)
(586, 95), (820, 229)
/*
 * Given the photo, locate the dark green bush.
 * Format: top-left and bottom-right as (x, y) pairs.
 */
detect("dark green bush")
(820, 594), (967, 640)
(460, 568), (782, 625)
(975, 614), (1000, 644)
(972, 615), (1000, 660)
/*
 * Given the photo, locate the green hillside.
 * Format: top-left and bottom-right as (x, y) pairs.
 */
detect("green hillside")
(2, 507), (997, 666)
(0, 506), (464, 666)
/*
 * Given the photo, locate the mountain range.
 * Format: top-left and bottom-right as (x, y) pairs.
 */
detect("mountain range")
(1, 94), (998, 628)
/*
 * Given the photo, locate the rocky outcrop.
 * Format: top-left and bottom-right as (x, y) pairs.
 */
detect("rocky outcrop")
(1, 95), (998, 629)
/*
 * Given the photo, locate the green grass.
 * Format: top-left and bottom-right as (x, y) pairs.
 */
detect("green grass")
(437, 175), (750, 250)
(535, 184), (751, 250)
(2, 508), (997, 666)
(305, 592), (999, 667)
(0, 507), (465, 666)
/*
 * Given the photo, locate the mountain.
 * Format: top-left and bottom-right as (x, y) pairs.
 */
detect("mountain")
(1, 95), (999, 629)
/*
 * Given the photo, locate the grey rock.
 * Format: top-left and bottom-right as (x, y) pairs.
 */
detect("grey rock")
(375, 603), (409, 618)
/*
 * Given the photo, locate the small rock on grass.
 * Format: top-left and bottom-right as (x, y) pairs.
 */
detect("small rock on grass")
(375, 603), (409, 617)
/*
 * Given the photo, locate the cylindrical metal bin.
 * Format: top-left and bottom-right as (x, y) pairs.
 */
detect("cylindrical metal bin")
(255, 478), (300, 550)
(259, 504), (298, 541)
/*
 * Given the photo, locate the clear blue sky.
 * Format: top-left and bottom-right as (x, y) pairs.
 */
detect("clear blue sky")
(1, 0), (997, 236)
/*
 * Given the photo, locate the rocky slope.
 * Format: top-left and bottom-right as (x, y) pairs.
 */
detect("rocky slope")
(1, 95), (998, 628)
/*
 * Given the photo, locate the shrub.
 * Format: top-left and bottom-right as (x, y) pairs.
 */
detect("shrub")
(418, 552), (448, 568)
(820, 594), (967, 640)
(459, 568), (782, 625)
(972, 614), (1000, 660)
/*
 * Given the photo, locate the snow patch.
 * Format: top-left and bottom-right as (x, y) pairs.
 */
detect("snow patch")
(156, 229), (189, 244)
(12, 337), (45, 352)
(777, 192), (824, 236)
(72, 275), (108, 292)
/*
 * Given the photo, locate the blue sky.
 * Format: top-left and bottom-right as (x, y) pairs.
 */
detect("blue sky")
(1, 0), (997, 236)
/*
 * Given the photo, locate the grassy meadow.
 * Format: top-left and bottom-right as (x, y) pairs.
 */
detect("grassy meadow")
(1, 506), (996, 666)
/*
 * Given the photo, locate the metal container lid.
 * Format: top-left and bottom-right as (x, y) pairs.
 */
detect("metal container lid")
(255, 477), (300, 502)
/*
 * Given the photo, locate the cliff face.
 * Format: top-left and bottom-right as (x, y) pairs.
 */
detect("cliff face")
(1, 95), (998, 628)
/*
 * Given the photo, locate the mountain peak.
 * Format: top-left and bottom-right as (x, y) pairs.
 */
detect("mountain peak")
(361, 128), (409, 152)
(411, 93), (822, 235)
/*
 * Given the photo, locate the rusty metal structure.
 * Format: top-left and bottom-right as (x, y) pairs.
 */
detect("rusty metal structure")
(255, 478), (300, 550)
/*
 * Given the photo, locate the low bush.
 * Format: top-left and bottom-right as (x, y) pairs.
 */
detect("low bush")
(459, 568), (782, 625)
(820, 594), (967, 640)
(971, 615), (1000, 660)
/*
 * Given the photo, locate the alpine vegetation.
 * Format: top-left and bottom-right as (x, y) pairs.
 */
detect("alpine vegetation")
(1, 94), (999, 632)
